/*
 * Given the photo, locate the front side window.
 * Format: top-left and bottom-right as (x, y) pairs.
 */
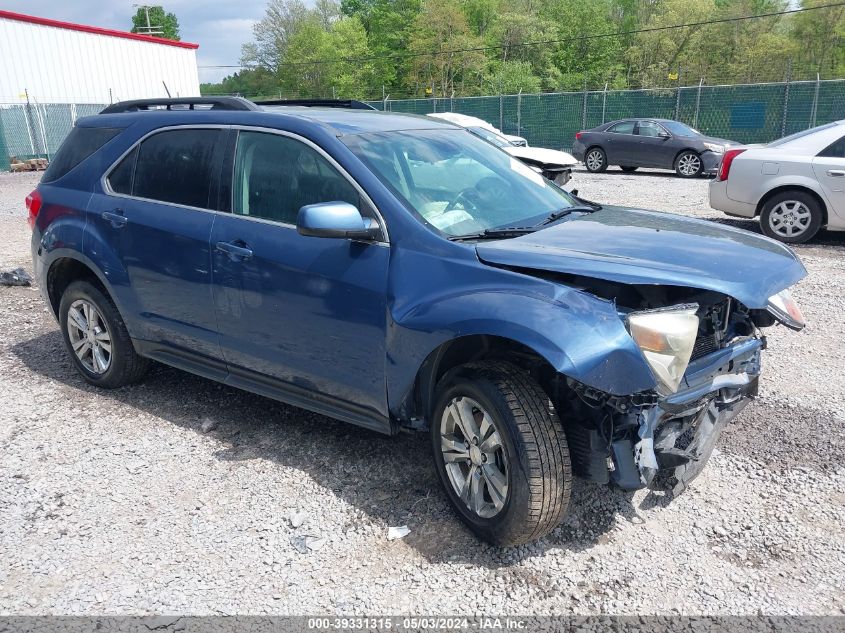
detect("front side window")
(608, 121), (635, 134)
(232, 131), (359, 224)
(636, 121), (666, 137)
(127, 129), (220, 208)
(342, 129), (579, 237)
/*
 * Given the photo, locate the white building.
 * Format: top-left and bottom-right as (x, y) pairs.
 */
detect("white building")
(0, 9), (200, 105)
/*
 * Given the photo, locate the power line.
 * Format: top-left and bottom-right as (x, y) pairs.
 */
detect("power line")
(198, 1), (845, 70)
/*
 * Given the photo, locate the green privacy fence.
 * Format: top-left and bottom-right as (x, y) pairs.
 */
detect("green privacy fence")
(367, 79), (845, 151)
(1, 79), (844, 170)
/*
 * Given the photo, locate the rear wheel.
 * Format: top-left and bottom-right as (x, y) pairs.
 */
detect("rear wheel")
(430, 361), (571, 546)
(59, 281), (149, 388)
(759, 191), (823, 244)
(674, 151), (702, 177)
(584, 147), (607, 173)
(620, 166), (638, 173)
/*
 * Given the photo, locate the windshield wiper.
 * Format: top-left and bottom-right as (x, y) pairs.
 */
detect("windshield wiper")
(536, 204), (602, 227)
(448, 227), (536, 242)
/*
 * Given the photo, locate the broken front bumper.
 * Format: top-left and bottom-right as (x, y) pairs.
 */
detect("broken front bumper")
(569, 336), (763, 494)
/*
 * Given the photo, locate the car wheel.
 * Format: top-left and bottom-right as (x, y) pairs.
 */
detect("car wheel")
(584, 147), (607, 173)
(430, 361), (571, 546)
(59, 280), (149, 388)
(620, 166), (638, 173)
(674, 151), (703, 177)
(759, 191), (823, 244)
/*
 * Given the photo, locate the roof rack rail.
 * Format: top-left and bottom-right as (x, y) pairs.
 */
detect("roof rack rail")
(100, 97), (259, 114)
(256, 99), (377, 111)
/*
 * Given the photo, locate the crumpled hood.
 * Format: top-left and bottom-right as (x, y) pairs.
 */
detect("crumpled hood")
(505, 145), (577, 167)
(475, 206), (807, 308)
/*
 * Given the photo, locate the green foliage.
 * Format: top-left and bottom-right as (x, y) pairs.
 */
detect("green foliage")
(201, 0), (845, 99)
(130, 6), (180, 41)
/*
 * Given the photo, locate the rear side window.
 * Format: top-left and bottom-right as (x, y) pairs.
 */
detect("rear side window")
(608, 121), (635, 134)
(42, 126), (121, 183)
(114, 129), (220, 208)
(818, 136), (845, 158)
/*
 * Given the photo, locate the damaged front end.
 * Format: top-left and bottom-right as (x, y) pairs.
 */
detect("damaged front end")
(561, 290), (800, 495)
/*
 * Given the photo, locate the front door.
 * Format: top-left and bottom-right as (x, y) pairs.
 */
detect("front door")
(634, 120), (675, 168)
(86, 127), (224, 361)
(210, 130), (390, 421)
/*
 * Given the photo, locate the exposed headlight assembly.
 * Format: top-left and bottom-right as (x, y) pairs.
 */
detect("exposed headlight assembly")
(766, 288), (805, 330)
(703, 142), (725, 154)
(627, 304), (700, 395)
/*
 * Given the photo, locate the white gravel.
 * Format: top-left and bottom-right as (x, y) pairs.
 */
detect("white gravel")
(0, 169), (843, 616)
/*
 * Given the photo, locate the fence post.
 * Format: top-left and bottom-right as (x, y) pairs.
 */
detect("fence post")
(581, 79), (588, 129)
(517, 90), (522, 137)
(0, 109), (8, 171)
(811, 72), (820, 128)
(499, 93), (503, 131)
(602, 83), (608, 124)
(674, 66), (682, 120)
(693, 78), (703, 129)
(781, 58), (792, 137)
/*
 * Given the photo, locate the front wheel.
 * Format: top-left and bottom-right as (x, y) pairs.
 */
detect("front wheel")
(431, 362), (571, 546)
(674, 151), (702, 177)
(759, 191), (823, 244)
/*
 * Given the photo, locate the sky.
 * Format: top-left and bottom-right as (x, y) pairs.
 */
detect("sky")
(0, 1), (266, 83)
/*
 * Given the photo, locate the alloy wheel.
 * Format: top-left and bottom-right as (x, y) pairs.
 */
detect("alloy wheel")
(439, 396), (509, 519)
(66, 299), (112, 374)
(585, 150), (604, 171)
(677, 153), (701, 176)
(768, 200), (812, 238)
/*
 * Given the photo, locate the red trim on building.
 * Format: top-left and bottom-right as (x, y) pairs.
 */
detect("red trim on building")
(0, 10), (199, 49)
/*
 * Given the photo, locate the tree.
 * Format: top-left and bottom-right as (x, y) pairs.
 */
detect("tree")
(131, 5), (180, 40)
(241, 0), (312, 72)
(488, 60), (541, 93)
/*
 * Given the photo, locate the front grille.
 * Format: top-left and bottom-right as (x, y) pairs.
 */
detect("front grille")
(691, 333), (720, 360)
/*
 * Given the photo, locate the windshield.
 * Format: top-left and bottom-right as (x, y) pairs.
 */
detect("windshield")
(468, 126), (511, 149)
(342, 129), (577, 237)
(661, 121), (700, 136)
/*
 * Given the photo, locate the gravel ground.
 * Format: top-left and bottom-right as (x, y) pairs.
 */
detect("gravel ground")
(0, 169), (843, 616)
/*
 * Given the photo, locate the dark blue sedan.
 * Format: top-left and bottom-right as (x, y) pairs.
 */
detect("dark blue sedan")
(28, 98), (804, 545)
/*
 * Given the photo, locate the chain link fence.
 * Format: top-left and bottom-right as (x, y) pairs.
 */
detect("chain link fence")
(1, 79), (843, 171)
(0, 103), (106, 171)
(368, 78), (845, 151)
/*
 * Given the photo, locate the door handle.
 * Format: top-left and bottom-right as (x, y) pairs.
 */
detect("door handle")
(101, 210), (127, 228)
(215, 240), (253, 261)
(827, 169), (845, 177)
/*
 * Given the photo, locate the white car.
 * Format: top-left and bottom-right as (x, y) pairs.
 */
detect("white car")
(709, 120), (845, 243)
(427, 112), (577, 186)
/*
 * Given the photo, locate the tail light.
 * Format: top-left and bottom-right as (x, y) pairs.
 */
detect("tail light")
(575, 131), (584, 140)
(26, 189), (42, 229)
(717, 148), (746, 181)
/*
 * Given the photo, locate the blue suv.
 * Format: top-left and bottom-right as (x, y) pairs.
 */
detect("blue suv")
(29, 97), (807, 546)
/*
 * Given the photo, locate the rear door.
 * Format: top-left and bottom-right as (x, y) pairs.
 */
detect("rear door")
(602, 121), (637, 164)
(86, 127), (225, 362)
(634, 120), (675, 168)
(812, 135), (845, 224)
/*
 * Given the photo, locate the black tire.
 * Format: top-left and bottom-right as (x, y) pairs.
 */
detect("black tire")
(584, 147), (608, 173)
(58, 280), (149, 388)
(674, 150), (703, 178)
(759, 190), (823, 244)
(430, 361), (572, 546)
(620, 166), (638, 173)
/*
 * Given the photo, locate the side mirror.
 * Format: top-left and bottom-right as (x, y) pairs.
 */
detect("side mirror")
(658, 131), (671, 139)
(296, 202), (381, 241)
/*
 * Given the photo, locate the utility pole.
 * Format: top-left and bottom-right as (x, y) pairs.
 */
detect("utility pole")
(131, 4), (164, 36)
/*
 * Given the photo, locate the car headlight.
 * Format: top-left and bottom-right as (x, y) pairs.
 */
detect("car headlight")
(627, 305), (700, 395)
(703, 142), (725, 154)
(766, 288), (805, 330)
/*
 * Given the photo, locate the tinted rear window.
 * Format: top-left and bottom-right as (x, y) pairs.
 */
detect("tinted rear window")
(132, 129), (220, 208)
(42, 126), (122, 183)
